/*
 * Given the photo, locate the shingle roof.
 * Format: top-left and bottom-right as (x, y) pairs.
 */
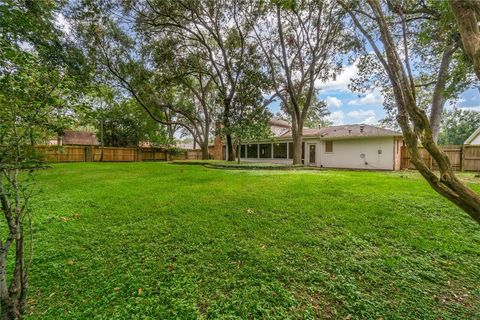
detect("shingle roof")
(269, 117), (291, 127)
(317, 124), (402, 139)
(276, 123), (402, 139)
(63, 131), (99, 145)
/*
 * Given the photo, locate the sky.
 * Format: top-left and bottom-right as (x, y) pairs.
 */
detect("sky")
(55, 12), (480, 128)
(267, 60), (480, 126)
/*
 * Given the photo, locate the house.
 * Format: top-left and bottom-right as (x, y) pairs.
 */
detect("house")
(220, 118), (404, 170)
(47, 130), (99, 146)
(464, 127), (480, 145)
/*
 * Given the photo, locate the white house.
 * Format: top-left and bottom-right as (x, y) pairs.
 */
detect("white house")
(464, 127), (480, 145)
(223, 118), (404, 170)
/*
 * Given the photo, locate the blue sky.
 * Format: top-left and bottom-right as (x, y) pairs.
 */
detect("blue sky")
(267, 61), (480, 126)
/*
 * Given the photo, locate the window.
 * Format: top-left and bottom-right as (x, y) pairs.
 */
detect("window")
(247, 144), (258, 158)
(273, 143), (287, 158)
(325, 140), (333, 153)
(259, 144), (272, 158)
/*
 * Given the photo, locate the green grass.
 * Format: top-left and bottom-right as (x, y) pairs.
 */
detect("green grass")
(171, 160), (295, 168)
(25, 163), (480, 319)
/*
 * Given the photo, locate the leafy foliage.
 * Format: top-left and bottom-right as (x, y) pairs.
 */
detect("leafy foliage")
(438, 108), (480, 145)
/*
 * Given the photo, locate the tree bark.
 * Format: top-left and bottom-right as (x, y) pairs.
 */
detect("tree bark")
(226, 134), (235, 161)
(449, 0), (480, 81)
(201, 141), (209, 160)
(292, 133), (303, 165)
(340, 0), (480, 224)
(100, 118), (104, 162)
(430, 41), (458, 142)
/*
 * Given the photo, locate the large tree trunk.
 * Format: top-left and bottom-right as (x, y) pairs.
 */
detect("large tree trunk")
(226, 134), (235, 161)
(100, 119), (104, 162)
(292, 133), (303, 165)
(0, 251), (15, 320)
(430, 41), (458, 142)
(201, 142), (209, 160)
(449, 0), (480, 81)
(291, 112), (304, 165)
(400, 112), (480, 224)
(340, 0), (480, 224)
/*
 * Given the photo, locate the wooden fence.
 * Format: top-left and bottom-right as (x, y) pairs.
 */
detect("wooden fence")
(400, 145), (480, 171)
(34, 146), (210, 163)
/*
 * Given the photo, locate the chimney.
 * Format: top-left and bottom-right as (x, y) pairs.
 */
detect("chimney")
(360, 124), (365, 133)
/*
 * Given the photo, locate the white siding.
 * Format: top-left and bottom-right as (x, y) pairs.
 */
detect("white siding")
(320, 137), (394, 170)
(469, 134), (480, 145)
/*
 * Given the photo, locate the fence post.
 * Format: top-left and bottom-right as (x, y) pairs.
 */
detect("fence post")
(461, 145), (465, 172)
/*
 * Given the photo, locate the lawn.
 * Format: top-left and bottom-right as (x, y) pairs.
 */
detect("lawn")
(25, 163), (480, 319)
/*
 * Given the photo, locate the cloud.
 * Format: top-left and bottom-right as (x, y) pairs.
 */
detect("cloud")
(325, 96), (342, 108)
(347, 109), (376, 124)
(327, 111), (345, 125)
(348, 91), (383, 106)
(459, 106), (480, 112)
(55, 13), (72, 36)
(316, 62), (359, 92)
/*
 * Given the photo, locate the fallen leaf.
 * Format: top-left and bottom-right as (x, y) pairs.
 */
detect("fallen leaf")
(138, 288), (143, 296)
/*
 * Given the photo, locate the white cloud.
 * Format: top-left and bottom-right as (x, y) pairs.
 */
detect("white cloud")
(325, 96), (342, 108)
(327, 111), (345, 125)
(459, 106), (480, 112)
(348, 91), (383, 106)
(316, 62), (359, 92)
(55, 13), (72, 36)
(347, 109), (376, 124)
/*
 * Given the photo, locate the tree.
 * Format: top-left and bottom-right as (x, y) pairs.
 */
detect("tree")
(438, 108), (480, 145)
(97, 0), (260, 161)
(253, 0), (347, 164)
(278, 95), (332, 129)
(449, 0), (480, 81)
(93, 98), (172, 148)
(0, 1), (86, 317)
(72, 1), (215, 159)
(223, 65), (273, 163)
(350, 2), (474, 142)
(339, 0), (480, 223)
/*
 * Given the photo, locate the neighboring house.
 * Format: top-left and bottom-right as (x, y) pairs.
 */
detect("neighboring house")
(464, 127), (480, 145)
(48, 130), (99, 146)
(220, 118), (404, 170)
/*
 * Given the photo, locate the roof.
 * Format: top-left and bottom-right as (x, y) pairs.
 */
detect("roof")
(62, 131), (99, 145)
(269, 117), (291, 128)
(464, 127), (480, 144)
(276, 124), (402, 139)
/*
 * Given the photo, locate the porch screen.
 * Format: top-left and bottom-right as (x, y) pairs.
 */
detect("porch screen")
(259, 144), (272, 158)
(240, 145), (246, 158)
(273, 143), (287, 158)
(247, 144), (258, 158)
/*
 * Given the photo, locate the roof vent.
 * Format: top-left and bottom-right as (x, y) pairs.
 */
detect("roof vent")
(360, 124), (365, 133)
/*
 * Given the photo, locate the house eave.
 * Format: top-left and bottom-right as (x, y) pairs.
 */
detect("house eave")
(228, 134), (402, 145)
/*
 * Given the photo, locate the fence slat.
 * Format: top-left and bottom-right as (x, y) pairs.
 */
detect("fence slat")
(401, 145), (480, 171)
(35, 146), (171, 163)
